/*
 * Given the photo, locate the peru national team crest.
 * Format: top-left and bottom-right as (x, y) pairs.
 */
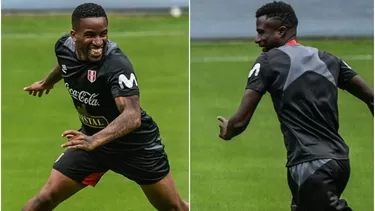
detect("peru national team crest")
(87, 70), (97, 83)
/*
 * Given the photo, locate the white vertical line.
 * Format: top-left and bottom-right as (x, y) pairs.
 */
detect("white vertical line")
(0, 5), (2, 209)
(188, 2), (192, 208)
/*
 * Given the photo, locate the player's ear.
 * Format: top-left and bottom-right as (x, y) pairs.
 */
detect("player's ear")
(70, 30), (77, 42)
(277, 26), (287, 38)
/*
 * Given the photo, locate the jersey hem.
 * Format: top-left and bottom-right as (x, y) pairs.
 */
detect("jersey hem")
(245, 87), (266, 94)
(112, 92), (140, 98)
(286, 156), (349, 167)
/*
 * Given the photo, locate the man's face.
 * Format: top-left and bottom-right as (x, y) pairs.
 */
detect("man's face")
(71, 17), (108, 62)
(255, 15), (285, 52)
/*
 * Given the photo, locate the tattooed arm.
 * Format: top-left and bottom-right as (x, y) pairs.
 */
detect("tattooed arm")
(24, 64), (62, 97)
(61, 96), (142, 151)
(43, 64), (63, 85)
(61, 54), (143, 150)
(91, 96), (141, 146)
(92, 96), (142, 143)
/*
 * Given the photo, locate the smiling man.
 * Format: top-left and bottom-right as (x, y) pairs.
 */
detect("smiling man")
(22, 3), (188, 211)
(217, 1), (373, 211)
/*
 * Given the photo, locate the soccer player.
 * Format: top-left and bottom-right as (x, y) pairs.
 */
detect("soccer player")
(217, 1), (373, 211)
(22, 3), (188, 211)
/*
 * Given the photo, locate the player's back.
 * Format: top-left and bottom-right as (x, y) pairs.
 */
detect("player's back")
(264, 44), (352, 166)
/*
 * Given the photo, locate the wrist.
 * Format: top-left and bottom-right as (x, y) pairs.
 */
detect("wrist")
(41, 79), (53, 87)
(90, 134), (105, 147)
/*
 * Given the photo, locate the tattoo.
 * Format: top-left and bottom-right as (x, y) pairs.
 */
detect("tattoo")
(44, 64), (62, 86)
(22, 195), (53, 211)
(91, 96), (141, 146)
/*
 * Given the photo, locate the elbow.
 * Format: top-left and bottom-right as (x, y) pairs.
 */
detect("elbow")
(121, 111), (141, 131)
(124, 110), (141, 130)
(133, 116), (141, 129)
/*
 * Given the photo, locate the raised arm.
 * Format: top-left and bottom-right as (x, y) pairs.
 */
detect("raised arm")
(23, 64), (62, 97)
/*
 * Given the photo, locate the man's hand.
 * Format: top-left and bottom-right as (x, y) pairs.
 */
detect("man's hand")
(217, 116), (232, 140)
(24, 80), (54, 97)
(61, 130), (98, 151)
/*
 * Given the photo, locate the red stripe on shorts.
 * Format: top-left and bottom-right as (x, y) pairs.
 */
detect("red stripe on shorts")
(82, 171), (107, 187)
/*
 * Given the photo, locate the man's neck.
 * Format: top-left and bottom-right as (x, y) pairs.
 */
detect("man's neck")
(75, 49), (87, 61)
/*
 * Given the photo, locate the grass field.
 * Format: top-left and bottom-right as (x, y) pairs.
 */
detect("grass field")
(2, 15), (188, 210)
(191, 39), (374, 210)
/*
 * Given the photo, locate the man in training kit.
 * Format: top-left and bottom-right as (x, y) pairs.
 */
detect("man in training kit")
(22, 3), (188, 211)
(217, 1), (373, 211)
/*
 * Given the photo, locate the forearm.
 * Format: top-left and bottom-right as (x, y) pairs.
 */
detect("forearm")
(43, 64), (62, 85)
(227, 114), (250, 139)
(346, 75), (374, 116)
(91, 110), (141, 146)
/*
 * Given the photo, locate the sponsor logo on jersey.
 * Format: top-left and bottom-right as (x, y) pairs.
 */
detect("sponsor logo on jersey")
(65, 83), (100, 106)
(119, 73), (138, 89)
(79, 115), (109, 128)
(76, 105), (109, 128)
(87, 70), (97, 83)
(248, 63), (261, 78)
(61, 65), (67, 74)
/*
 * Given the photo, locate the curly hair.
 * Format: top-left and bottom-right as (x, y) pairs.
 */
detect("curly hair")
(71, 3), (108, 30)
(256, 1), (298, 28)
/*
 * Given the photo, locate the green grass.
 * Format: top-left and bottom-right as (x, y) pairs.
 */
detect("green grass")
(191, 40), (374, 210)
(2, 15), (188, 211)
(3, 13), (374, 211)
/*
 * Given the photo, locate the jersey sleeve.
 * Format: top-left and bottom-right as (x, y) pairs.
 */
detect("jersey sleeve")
(246, 54), (271, 94)
(54, 34), (70, 55)
(337, 59), (358, 90)
(106, 54), (140, 98)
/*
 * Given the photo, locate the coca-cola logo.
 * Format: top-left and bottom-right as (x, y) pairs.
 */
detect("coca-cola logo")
(65, 83), (100, 106)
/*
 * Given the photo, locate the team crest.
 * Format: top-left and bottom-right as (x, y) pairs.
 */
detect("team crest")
(87, 70), (97, 83)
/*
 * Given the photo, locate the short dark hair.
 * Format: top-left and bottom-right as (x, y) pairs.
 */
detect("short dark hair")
(71, 3), (108, 30)
(255, 1), (298, 28)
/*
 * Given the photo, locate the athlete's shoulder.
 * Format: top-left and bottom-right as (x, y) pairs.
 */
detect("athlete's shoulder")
(263, 47), (289, 61)
(253, 52), (269, 62)
(54, 34), (72, 51)
(319, 50), (339, 60)
(102, 40), (133, 71)
(310, 47), (342, 67)
(103, 40), (126, 59)
(259, 48), (289, 67)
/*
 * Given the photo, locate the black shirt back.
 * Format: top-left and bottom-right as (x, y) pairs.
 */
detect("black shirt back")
(246, 43), (357, 166)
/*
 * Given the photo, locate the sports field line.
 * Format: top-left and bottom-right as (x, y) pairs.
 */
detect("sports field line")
(1, 31), (185, 39)
(191, 54), (373, 63)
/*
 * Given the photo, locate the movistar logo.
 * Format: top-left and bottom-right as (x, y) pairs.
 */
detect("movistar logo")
(119, 73), (138, 89)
